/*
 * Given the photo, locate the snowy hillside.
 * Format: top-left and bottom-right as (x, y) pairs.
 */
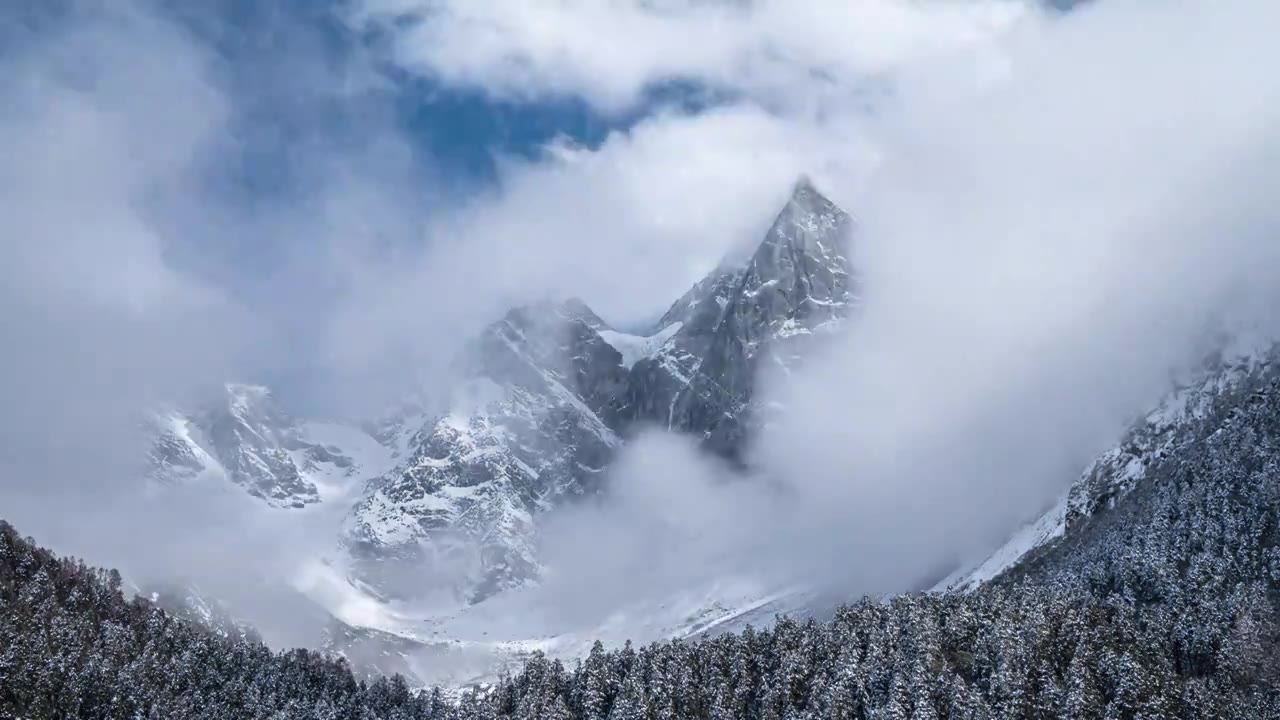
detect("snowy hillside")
(938, 335), (1277, 592)
(295, 553), (815, 688)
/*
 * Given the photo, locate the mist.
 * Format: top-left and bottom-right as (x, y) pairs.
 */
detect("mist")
(0, 4), (246, 545)
(752, 0), (1280, 593)
(0, 0), (426, 647)
(2, 0), (1280, 672)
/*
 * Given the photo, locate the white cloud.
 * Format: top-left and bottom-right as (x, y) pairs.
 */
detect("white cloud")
(350, 0), (1028, 113)
(0, 10), (224, 314)
(0, 2), (387, 646)
(752, 0), (1280, 589)
(326, 103), (870, 360)
(0, 5), (247, 490)
(323, 0), (1037, 412)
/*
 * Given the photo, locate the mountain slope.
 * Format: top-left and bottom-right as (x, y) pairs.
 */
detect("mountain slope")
(1000, 344), (1280, 595)
(0, 520), (447, 719)
(343, 299), (629, 603)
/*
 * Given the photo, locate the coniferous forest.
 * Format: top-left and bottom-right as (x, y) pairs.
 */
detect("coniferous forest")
(4, 360), (1280, 718)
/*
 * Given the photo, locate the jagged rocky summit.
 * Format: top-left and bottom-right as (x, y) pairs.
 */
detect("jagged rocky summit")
(623, 176), (854, 463)
(149, 177), (857, 604)
(342, 299), (631, 602)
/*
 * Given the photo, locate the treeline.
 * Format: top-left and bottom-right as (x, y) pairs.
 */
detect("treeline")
(0, 521), (448, 719)
(488, 585), (1278, 719)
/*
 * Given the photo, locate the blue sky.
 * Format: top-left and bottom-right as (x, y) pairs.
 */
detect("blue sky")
(155, 0), (657, 286)
(176, 0), (623, 184)
(174, 0), (730, 194)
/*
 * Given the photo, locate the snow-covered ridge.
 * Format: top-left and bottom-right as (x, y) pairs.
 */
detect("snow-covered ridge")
(599, 322), (682, 369)
(933, 492), (1069, 592)
(939, 340), (1275, 592)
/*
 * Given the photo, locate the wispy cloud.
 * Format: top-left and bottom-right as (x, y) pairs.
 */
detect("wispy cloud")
(348, 0), (1026, 112)
(0, 4), (243, 485)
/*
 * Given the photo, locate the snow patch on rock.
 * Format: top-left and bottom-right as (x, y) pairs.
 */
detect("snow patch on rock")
(598, 322), (683, 370)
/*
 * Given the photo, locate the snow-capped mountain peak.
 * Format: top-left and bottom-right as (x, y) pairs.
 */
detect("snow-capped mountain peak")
(343, 297), (631, 604)
(624, 176), (856, 461)
(339, 177), (857, 603)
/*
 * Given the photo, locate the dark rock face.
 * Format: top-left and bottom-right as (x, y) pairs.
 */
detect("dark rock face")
(623, 176), (855, 461)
